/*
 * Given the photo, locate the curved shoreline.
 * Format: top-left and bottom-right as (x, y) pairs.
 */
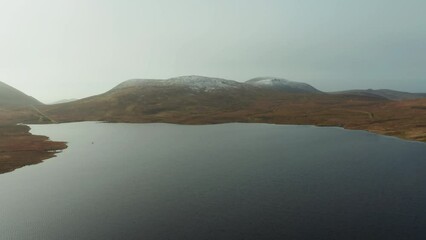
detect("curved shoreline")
(0, 125), (67, 174)
(0, 119), (424, 175)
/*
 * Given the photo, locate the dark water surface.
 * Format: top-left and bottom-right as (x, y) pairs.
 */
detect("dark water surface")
(1, 122), (426, 240)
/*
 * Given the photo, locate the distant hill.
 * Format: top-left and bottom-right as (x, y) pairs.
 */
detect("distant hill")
(50, 99), (79, 104)
(0, 81), (41, 107)
(42, 75), (261, 123)
(246, 77), (322, 93)
(43, 75), (327, 123)
(332, 89), (426, 101)
(40, 75), (395, 126)
(112, 75), (249, 92)
(113, 76), (321, 93)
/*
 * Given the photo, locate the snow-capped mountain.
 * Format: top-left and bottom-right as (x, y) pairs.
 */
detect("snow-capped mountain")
(246, 77), (321, 93)
(113, 76), (244, 92)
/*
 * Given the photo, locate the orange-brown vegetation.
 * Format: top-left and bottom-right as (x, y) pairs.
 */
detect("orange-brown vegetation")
(37, 87), (426, 142)
(0, 124), (67, 174)
(0, 86), (424, 174)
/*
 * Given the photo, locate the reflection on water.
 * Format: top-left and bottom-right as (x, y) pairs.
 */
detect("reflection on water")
(1, 122), (425, 240)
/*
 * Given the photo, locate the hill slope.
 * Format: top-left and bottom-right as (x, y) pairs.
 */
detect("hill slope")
(246, 77), (321, 93)
(332, 89), (426, 101)
(0, 81), (41, 107)
(113, 75), (248, 92)
(41, 76), (261, 123)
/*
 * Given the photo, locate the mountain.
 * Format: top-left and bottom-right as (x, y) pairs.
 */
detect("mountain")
(332, 89), (426, 101)
(114, 75), (321, 93)
(246, 77), (321, 93)
(0, 81), (41, 107)
(113, 75), (247, 92)
(41, 76), (261, 123)
(36, 75), (384, 126)
(44, 75), (327, 124)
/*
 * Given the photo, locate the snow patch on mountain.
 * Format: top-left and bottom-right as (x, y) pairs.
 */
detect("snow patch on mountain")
(114, 76), (243, 92)
(246, 77), (320, 93)
(113, 75), (321, 93)
(169, 76), (242, 90)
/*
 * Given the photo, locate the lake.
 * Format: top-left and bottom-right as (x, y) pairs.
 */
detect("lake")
(1, 122), (426, 240)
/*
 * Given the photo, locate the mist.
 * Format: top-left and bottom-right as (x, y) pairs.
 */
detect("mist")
(0, 0), (425, 103)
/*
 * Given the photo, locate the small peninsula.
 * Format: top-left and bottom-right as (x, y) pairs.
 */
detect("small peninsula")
(0, 125), (67, 174)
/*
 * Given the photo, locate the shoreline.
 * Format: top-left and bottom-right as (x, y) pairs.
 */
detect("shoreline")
(0, 124), (67, 174)
(33, 120), (426, 144)
(0, 119), (424, 175)
(39, 94), (426, 143)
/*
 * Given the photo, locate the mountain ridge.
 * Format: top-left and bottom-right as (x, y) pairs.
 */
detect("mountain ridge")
(112, 75), (250, 92)
(0, 81), (42, 107)
(112, 75), (320, 94)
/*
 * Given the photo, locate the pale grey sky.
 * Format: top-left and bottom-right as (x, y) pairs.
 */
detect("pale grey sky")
(0, 0), (425, 103)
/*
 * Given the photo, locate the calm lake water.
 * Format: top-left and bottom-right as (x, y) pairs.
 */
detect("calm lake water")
(1, 122), (426, 240)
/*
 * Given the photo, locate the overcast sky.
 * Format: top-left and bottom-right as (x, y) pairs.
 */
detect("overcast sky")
(0, 0), (425, 103)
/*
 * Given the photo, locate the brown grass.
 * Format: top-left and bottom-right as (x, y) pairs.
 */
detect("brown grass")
(0, 89), (424, 174)
(0, 125), (67, 174)
(36, 87), (426, 142)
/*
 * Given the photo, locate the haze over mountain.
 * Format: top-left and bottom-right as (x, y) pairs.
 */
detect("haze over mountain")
(112, 76), (426, 100)
(113, 76), (247, 92)
(2, 76), (425, 110)
(0, 81), (41, 107)
(113, 76), (320, 93)
(2, 1), (426, 103)
(331, 89), (426, 101)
